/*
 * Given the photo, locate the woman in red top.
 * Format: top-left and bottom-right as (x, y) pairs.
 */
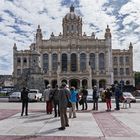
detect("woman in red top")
(105, 88), (112, 111)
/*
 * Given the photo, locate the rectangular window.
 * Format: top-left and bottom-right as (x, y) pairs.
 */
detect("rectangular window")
(125, 56), (129, 64)
(17, 69), (21, 75)
(113, 57), (118, 65)
(120, 68), (124, 75)
(126, 68), (130, 75)
(114, 68), (118, 75)
(119, 56), (124, 65)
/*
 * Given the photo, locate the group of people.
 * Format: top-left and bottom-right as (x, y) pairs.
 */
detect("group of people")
(43, 82), (79, 130)
(20, 83), (122, 131)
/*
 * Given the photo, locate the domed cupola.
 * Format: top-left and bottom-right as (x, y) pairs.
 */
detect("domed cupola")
(62, 5), (82, 37)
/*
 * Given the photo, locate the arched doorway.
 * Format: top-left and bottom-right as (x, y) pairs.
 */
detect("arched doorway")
(69, 79), (79, 89)
(51, 80), (57, 88)
(99, 79), (106, 89)
(92, 79), (97, 87)
(44, 80), (49, 88)
(82, 79), (88, 88)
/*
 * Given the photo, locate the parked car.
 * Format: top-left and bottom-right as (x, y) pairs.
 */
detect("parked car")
(120, 92), (136, 103)
(8, 92), (21, 102)
(87, 89), (93, 102)
(28, 89), (42, 101)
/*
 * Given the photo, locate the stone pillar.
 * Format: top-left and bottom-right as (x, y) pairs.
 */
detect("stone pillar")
(88, 64), (92, 89)
(49, 52), (52, 76)
(77, 53), (80, 72)
(67, 53), (70, 72)
(21, 56), (23, 73)
(96, 53), (99, 74)
(80, 79), (82, 88)
(86, 53), (89, 72)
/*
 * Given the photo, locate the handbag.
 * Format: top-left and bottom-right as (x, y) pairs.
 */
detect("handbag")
(67, 100), (72, 108)
(79, 98), (83, 105)
(66, 94), (72, 108)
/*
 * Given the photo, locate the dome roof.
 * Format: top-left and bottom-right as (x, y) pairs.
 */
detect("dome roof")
(64, 5), (79, 21)
(65, 12), (79, 20)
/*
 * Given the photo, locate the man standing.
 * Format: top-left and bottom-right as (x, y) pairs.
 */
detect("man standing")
(114, 84), (121, 110)
(92, 86), (99, 110)
(21, 87), (29, 116)
(81, 87), (88, 110)
(52, 85), (60, 117)
(58, 82), (70, 130)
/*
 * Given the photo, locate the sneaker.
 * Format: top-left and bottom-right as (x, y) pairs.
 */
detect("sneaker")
(58, 127), (65, 130)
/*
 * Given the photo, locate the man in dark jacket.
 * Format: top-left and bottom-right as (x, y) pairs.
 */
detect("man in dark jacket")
(92, 86), (99, 110)
(81, 87), (88, 110)
(21, 87), (29, 116)
(114, 84), (121, 110)
(58, 82), (70, 130)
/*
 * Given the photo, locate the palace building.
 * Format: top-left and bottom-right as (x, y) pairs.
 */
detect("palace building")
(13, 5), (134, 91)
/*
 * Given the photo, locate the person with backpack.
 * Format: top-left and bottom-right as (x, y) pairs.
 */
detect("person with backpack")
(52, 85), (60, 117)
(69, 86), (77, 118)
(44, 84), (52, 114)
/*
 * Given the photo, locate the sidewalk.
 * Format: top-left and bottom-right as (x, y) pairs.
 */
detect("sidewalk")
(0, 102), (140, 140)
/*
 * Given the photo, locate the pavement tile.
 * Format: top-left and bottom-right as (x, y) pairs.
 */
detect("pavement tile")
(0, 109), (19, 120)
(93, 111), (139, 137)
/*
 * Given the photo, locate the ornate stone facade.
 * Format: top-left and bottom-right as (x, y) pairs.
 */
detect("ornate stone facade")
(13, 5), (134, 90)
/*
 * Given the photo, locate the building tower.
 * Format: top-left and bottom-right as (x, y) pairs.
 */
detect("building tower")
(62, 5), (82, 38)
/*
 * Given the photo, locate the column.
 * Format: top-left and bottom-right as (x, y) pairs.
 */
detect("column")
(80, 79), (82, 88)
(96, 53), (99, 74)
(49, 52), (52, 76)
(77, 53), (80, 72)
(67, 53), (70, 72)
(21, 56), (23, 73)
(86, 53), (89, 72)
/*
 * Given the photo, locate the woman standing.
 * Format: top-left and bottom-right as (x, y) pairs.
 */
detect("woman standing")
(69, 87), (77, 118)
(105, 88), (112, 111)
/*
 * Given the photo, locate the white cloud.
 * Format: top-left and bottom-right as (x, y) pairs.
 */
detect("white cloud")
(0, 0), (140, 74)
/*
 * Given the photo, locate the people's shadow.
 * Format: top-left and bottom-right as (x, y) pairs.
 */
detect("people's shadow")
(37, 127), (59, 135)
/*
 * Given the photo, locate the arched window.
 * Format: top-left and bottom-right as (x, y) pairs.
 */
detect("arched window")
(99, 53), (105, 70)
(52, 53), (58, 71)
(80, 53), (86, 71)
(89, 53), (95, 70)
(62, 53), (67, 71)
(23, 57), (27, 63)
(120, 56), (124, 65)
(71, 53), (77, 72)
(43, 53), (49, 73)
(23, 57), (27, 67)
(113, 57), (117, 64)
(17, 57), (21, 63)
(67, 25), (69, 32)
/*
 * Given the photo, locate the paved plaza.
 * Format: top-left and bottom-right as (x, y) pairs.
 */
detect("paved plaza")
(0, 102), (140, 140)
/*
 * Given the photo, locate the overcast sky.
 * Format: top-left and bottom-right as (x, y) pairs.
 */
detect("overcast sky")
(0, 0), (140, 74)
